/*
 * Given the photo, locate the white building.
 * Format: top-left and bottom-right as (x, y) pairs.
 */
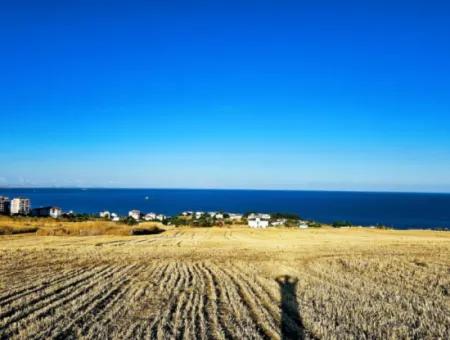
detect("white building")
(32, 206), (62, 219)
(215, 213), (224, 219)
(111, 213), (120, 222)
(195, 211), (204, 219)
(248, 213), (271, 220)
(143, 213), (156, 221)
(228, 213), (243, 221)
(248, 213), (270, 228)
(99, 211), (111, 219)
(298, 222), (309, 229)
(10, 198), (31, 215)
(271, 219), (287, 226)
(128, 210), (141, 220)
(156, 214), (165, 221)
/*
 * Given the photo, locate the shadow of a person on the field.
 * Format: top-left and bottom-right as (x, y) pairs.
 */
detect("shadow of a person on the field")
(276, 275), (305, 340)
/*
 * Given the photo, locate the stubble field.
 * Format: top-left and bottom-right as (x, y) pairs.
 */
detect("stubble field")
(0, 226), (449, 339)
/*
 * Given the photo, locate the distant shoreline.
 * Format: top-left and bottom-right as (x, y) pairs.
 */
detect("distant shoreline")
(1, 188), (450, 229)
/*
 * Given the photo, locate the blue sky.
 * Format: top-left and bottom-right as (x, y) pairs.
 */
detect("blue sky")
(1, 1), (450, 191)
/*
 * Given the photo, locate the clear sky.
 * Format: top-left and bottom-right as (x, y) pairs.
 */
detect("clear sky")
(1, 1), (450, 192)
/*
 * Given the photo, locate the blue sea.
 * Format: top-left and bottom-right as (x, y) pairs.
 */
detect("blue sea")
(1, 188), (450, 229)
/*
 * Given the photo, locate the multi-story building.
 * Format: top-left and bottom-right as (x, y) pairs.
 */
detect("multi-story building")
(0, 196), (10, 214)
(9, 198), (31, 215)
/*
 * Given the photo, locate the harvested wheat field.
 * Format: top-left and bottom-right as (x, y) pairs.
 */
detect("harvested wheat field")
(0, 226), (449, 339)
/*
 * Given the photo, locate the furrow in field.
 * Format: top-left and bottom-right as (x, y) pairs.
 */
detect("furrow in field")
(45, 264), (140, 339)
(0, 264), (123, 338)
(154, 262), (189, 339)
(118, 262), (171, 339)
(199, 263), (229, 339)
(0, 264), (111, 324)
(146, 261), (184, 338)
(191, 263), (208, 340)
(197, 262), (224, 340)
(83, 263), (162, 338)
(171, 263), (192, 339)
(222, 266), (280, 338)
(0, 265), (95, 308)
(183, 263), (201, 339)
(214, 264), (275, 340)
(68, 263), (150, 338)
(204, 263), (261, 339)
(24, 264), (137, 340)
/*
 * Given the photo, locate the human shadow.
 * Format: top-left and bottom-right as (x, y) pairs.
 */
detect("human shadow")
(276, 275), (305, 340)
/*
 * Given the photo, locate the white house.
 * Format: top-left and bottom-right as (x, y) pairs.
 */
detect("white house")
(32, 206), (62, 219)
(143, 213), (156, 221)
(248, 213), (271, 220)
(156, 214), (166, 221)
(271, 219), (287, 226)
(248, 213), (270, 228)
(298, 222), (309, 229)
(195, 211), (204, 219)
(228, 213), (243, 221)
(111, 213), (120, 222)
(128, 210), (141, 220)
(248, 217), (269, 228)
(99, 211), (111, 219)
(215, 213), (224, 219)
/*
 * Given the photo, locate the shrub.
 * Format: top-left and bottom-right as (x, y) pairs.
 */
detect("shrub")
(120, 217), (139, 226)
(271, 212), (301, 220)
(131, 226), (165, 235)
(332, 221), (353, 228)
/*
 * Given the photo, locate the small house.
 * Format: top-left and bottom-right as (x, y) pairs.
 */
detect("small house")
(32, 206), (62, 219)
(99, 211), (111, 219)
(128, 210), (141, 220)
(143, 213), (156, 221)
(248, 213), (270, 228)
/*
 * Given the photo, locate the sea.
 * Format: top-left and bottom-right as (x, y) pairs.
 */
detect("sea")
(1, 188), (450, 229)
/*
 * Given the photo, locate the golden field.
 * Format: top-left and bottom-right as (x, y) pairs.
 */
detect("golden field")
(0, 219), (449, 339)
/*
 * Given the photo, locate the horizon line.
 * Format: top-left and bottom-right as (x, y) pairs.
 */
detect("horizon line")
(1, 186), (450, 195)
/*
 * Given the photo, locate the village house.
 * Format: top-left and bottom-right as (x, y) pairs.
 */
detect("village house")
(9, 198), (31, 215)
(128, 210), (141, 220)
(32, 206), (62, 219)
(99, 211), (111, 219)
(156, 214), (166, 221)
(228, 213), (243, 221)
(215, 213), (224, 219)
(143, 213), (156, 221)
(298, 221), (309, 229)
(271, 218), (287, 227)
(195, 211), (204, 219)
(247, 213), (271, 228)
(111, 213), (120, 221)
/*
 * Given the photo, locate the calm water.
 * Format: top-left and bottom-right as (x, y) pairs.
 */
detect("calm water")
(1, 188), (450, 229)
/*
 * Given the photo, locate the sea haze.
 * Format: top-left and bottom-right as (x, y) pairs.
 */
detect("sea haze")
(1, 188), (449, 229)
